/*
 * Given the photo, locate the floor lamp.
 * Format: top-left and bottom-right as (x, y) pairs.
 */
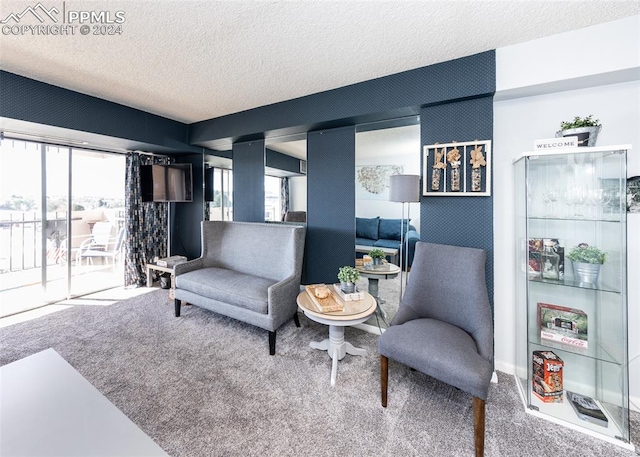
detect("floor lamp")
(389, 174), (420, 301)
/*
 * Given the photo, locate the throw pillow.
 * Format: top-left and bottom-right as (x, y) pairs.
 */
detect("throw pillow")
(356, 217), (379, 240)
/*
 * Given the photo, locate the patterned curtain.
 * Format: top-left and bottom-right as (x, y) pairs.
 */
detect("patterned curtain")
(204, 201), (211, 221)
(124, 152), (171, 287)
(280, 177), (289, 220)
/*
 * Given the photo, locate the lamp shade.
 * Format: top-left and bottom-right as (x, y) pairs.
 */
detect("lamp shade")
(389, 174), (420, 203)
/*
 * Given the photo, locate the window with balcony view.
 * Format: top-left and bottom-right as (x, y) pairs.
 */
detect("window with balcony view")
(0, 138), (125, 317)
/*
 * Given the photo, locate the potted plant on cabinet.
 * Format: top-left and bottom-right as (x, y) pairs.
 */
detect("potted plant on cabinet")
(557, 115), (602, 147)
(337, 266), (360, 293)
(368, 248), (385, 266)
(567, 243), (606, 284)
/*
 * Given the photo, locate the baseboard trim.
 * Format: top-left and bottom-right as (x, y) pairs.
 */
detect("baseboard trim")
(352, 323), (384, 335)
(494, 360), (516, 375)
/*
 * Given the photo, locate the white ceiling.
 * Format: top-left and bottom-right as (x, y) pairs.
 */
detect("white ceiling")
(1, 1), (638, 126)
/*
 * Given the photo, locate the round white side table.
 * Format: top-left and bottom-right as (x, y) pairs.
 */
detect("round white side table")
(296, 290), (377, 387)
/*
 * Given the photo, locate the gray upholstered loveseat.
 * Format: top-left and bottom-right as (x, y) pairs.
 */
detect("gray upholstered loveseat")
(173, 221), (306, 355)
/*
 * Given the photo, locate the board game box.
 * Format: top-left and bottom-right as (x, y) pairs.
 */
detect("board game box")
(532, 350), (564, 403)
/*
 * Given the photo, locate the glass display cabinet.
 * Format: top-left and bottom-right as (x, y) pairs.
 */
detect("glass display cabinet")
(514, 145), (632, 450)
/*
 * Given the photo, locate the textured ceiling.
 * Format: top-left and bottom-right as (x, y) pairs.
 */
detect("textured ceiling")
(1, 1), (639, 124)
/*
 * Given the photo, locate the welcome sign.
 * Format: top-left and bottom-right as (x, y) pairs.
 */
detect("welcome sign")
(534, 137), (578, 150)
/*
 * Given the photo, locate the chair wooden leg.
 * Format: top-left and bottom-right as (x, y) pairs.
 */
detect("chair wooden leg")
(293, 312), (300, 327)
(269, 331), (276, 355)
(174, 299), (181, 317)
(473, 396), (486, 457)
(381, 355), (388, 407)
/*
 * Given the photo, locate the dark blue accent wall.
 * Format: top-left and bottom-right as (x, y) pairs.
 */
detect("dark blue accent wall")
(266, 148), (302, 174)
(420, 96), (494, 303)
(306, 127), (356, 284)
(188, 51), (496, 298)
(2, 54), (497, 302)
(190, 52), (495, 149)
(1, 71), (211, 262)
(232, 140), (265, 222)
(0, 70), (200, 153)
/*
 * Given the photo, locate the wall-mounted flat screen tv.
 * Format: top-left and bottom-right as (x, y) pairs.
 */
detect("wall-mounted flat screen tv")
(140, 164), (193, 202)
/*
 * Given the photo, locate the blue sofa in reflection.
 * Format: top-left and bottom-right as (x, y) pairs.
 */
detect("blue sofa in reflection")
(356, 217), (420, 269)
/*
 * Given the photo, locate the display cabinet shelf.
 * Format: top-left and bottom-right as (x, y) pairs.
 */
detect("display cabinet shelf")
(528, 276), (621, 294)
(528, 216), (623, 223)
(516, 377), (629, 446)
(514, 145), (632, 450)
(526, 324), (623, 365)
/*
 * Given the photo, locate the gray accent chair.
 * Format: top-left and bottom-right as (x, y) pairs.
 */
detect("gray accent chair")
(173, 221), (306, 355)
(378, 242), (494, 457)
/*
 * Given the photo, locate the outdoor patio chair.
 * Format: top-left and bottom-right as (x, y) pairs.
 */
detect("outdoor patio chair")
(76, 226), (125, 267)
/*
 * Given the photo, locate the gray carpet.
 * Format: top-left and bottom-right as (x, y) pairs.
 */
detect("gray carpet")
(0, 289), (638, 457)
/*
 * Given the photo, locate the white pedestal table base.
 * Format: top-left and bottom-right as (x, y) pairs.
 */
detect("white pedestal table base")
(310, 325), (368, 386)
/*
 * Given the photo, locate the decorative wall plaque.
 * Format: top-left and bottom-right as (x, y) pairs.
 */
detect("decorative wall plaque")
(422, 140), (491, 196)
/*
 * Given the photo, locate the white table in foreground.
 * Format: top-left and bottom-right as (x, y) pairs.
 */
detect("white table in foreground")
(297, 290), (377, 387)
(0, 348), (168, 457)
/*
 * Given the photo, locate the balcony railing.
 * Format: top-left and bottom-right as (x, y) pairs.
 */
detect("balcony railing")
(0, 211), (65, 274)
(0, 209), (125, 278)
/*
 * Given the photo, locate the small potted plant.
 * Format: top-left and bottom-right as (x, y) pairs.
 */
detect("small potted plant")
(337, 266), (360, 293)
(557, 115), (602, 147)
(567, 243), (605, 284)
(368, 248), (385, 266)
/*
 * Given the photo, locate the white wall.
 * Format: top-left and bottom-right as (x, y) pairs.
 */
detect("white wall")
(497, 15), (639, 94)
(493, 15), (640, 411)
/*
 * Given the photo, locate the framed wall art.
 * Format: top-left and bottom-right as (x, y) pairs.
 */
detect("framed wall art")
(422, 140), (491, 196)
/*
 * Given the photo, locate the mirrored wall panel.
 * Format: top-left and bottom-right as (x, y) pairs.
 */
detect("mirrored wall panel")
(266, 135), (307, 223)
(204, 154), (233, 222)
(354, 117), (421, 327)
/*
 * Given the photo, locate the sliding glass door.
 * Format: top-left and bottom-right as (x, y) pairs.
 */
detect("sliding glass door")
(0, 140), (46, 316)
(70, 149), (125, 297)
(0, 138), (125, 317)
(43, 145), (70, 303)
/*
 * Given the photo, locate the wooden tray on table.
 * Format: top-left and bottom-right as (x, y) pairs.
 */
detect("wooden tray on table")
(303, 285), (374, 317)
(304, 285), (344, 313)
